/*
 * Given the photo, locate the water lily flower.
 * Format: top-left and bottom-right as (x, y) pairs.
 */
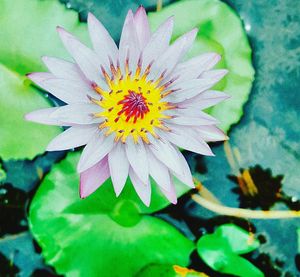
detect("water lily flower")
(25, 7), (229, 206)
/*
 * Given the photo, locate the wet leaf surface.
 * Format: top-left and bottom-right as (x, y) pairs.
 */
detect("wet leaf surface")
(0, 0), (90, 160)
(29, 152), (194, 277)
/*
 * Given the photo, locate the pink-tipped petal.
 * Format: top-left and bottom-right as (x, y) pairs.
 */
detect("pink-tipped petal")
(77, 133), (115, 173)
(134, 6), (151, 48)
(50, 103), (103, 125)
(159, 184), (177, 204)
(57, 27), (106, 88)
(46, 125), (98, 151)
(172, 149), (195, 188)
(129, 167), (151, 207)
(80, 156), (110, 198)
(108, 143), (129, 196)
(195, 125), (228, 142)
(148, 137), (183, 176)
(25, 107), (62, 126)
(87, 13), (118, 68)
(147, 149), (172, 191)
(125, 138), (149, 184)
(27, 72), (54, 83)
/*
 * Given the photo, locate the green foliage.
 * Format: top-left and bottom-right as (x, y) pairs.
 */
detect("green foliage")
(197, 224), (263, 277)
(0, 0), (90, 160)
(29, 152), (194, 277)
(297, 228), (300, 253)
(148, 0), (255, 132)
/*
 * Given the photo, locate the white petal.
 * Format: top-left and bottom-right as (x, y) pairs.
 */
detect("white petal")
(179, 90), (230, 110)
(50, 103), (103, 125)
(125, 138), (149, 184)
(77, 133), (115, 173)
(80, 156), (110, 198)
(46, 125), (98, 151)
(148, 29), (197, 81)
(195, 125), (228, 142)
(87, 13), (118, 68)
(42, 56), (85, 81)
(147, 148), (172, 191)
(108, 143), (129, 196)
(129, 167), (151, 206)
(159, 183), (177, 204)
(199, 69), (228, 81)
(148, 137), (183, 176)
(25, 107), (63, 126)
(164, 78), (216, 103)
(166, 110), (219, 126)
(159, 126), (214, 156)
(27, 75), (97, 104)
(57, 27), (106, 87)
(141, 17), (174, 71)
(134, 6), (151, 49)
(118, 10), (140, 73)
(171, 149), (194, 188)
(171, 52), (221, 84)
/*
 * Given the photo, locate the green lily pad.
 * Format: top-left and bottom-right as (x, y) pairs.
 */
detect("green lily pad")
(0, 0), (89, 160)
(148, 0), (255, 132)
(29, 152), (194, 277)
(196, 224), (263, 277)
(0, 65), (60, 160)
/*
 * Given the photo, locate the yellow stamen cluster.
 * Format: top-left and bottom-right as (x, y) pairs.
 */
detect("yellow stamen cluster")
(91, 62), (174, 143)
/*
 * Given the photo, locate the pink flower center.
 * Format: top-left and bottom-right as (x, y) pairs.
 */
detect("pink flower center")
(117, 90), (150, 124)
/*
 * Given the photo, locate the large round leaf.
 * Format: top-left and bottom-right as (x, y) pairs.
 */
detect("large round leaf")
(29, 152), (194, 276)
(148, 0), (255, 132)
(0, 65), (61, 160)
(0, 0), (89, 160)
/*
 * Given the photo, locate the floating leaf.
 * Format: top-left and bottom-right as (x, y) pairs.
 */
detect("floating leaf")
(215, 224), (260, 254)
(29, 152), (194, 277)
(196, 224), (263, 277)
(148, 0), (255, 132)
(0, 0), (89, 160)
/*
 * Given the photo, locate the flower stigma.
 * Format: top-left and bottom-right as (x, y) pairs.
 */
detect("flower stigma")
(90, 59), (175, 144)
